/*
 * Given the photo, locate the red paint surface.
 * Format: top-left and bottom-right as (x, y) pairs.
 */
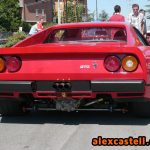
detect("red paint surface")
(0, 22), (150, 100)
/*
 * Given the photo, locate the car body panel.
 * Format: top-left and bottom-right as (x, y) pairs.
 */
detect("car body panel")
(0, 45), (147, 81)
(0, 22), (150, 102)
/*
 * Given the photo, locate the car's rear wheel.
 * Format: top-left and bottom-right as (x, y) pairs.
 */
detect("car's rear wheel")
(0, 98), (27, 116)
(130, 101), (150, 118)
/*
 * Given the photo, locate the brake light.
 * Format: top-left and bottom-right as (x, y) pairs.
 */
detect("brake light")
(104, 56), (121, 72)
(6, 56), (22, 72)
(0, 57), (6, 72)
(122, 55), (138, 72)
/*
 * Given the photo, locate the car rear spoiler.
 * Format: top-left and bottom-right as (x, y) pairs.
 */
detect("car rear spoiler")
(0, 46), (146, 56)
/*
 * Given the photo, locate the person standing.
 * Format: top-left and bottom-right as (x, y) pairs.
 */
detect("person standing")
(139, 9), (147, 37)
(37, 18), (44, 31)
(109, 5), (125, 22)
(128, 4), (144, 34)
(29, 18), (44, 36)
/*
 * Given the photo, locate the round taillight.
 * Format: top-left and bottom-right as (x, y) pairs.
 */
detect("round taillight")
(104, 56), (121, 72)
(0, 57), (6, 72)
(6, 57), (22, 72)
(122, 55), (138, 72)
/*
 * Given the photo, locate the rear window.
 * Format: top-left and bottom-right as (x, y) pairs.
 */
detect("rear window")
(45, 27), (127, 43)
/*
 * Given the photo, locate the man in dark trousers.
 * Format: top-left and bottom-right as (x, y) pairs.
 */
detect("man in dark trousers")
(109, 5), (125, 22)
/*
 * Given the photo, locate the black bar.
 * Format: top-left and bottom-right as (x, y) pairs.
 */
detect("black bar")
(0, 81), (34, 92)
(91, 80), (145, 92)
(0, 80), (145, 93)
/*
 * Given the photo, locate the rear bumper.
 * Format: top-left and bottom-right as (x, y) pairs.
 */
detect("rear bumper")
(0, 80), (145, 93)
(91, 80), (145, 92)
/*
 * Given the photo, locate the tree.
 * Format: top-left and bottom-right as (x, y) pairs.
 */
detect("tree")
(0, 0), (21, 32)
(63, 0), (85, 23)
(76, 3), (85, 22)
(99, 10), (109, 21)
(87, 11), (95, 22)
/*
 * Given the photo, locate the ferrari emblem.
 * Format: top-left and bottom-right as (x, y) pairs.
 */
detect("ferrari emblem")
(92, 61), (98, 69)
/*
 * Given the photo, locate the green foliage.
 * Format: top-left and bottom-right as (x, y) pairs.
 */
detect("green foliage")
(87, 11), (95, 22)
(0, 26), (7, 32)
(76, 3), (85, 22)
(4, 32), (27, 47)
(63, 0), (85, 23)
(44, 22), (57, 28)
(0, 0), (21, 32)
(20, 22), (32, 33)
(99, 10), (109, 21)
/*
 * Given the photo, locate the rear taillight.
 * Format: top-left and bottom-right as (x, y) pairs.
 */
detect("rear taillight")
(0, 57), (6, 72)
(104, 55), (139, 72)
(104, 56), (121, 72)
(6, 56), (22, 72)
(122, 55), (138, 72)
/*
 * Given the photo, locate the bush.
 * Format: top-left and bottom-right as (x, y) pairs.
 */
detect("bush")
(21, 22), (32, 33)
(4, 32), (27, 47)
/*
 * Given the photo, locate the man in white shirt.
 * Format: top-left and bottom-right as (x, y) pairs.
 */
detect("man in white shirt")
(29, 24), (38, 36)
(128, 4), (144, 33)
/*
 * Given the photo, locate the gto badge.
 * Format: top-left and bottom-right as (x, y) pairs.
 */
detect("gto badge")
(80, 65), (90, 69)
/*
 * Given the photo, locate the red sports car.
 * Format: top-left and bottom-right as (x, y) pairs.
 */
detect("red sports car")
(0, 22), (150, 117)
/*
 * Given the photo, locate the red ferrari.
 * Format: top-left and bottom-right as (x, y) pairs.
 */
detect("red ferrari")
(0, 22), (150, 117)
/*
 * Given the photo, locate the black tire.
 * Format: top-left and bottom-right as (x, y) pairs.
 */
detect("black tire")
(129, 101), (150, 118)
(0, 98), (26, 116)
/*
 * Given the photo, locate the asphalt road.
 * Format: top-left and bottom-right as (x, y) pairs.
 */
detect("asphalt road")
(0, 111), (150, 150)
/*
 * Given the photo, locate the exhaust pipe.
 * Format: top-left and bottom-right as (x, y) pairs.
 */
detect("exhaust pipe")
(64, 82), (71, 90)
(53, 82), (59, 89)
(53, 82), (64, 90)
(58, 83), (65, 90)
(53, 82), (71, 91)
